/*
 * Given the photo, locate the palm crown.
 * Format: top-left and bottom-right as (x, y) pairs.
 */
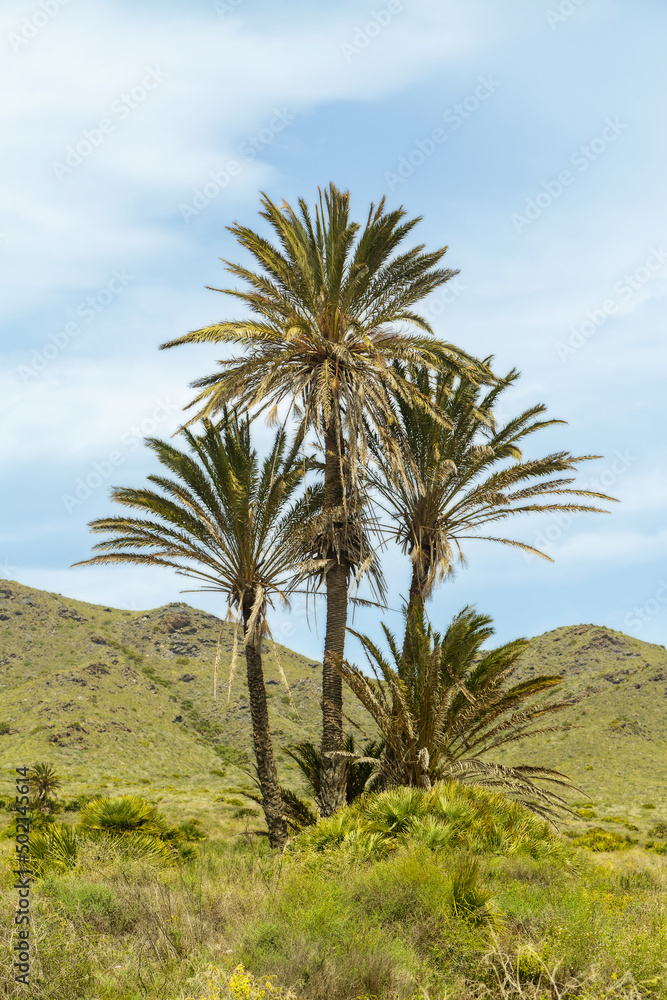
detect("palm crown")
(338, 607), (580, 823)
(74, 415), (315, 629)
(368, 363), (616, 615)
(160, 183), (493, 484)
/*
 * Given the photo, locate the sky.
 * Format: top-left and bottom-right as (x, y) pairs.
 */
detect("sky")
(1, 0), (666, 665)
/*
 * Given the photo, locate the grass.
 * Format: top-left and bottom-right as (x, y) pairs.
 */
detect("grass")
(1, 785), (667, 998)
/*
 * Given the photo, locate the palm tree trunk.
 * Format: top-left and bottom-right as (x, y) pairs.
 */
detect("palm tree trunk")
(402, 560), (426, 662)
(242, 593), (288, 850)
(388, 560), (427, 784)
(320, 420), (349, 817)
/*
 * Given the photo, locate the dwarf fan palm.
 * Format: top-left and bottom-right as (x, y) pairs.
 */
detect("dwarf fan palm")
(368, 364), (616, 624)
(337, 607), (580, 823)
(160, 184), (493, 814)
(73, 415), (317, 849)
(78, 795), (165, 835)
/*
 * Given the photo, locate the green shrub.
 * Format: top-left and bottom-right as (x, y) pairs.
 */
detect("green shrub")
(107, 639), (143, 662)
(571, 826), (636, 851)
(574, 806), (598, 819)
(79, 795), (165, 835)
(76, 795), (189, 864)
(42, 877), (136, 933)
(604, 815), (639, 831)
(63, 794), (90, 812)
(291, 782), (577, 869)
(179, 819), (207, 841)
(233, 808), (259, 819)
(30, 823), (79, 873)
(214, 746), (249, 766)
(450, 854), (500, 927)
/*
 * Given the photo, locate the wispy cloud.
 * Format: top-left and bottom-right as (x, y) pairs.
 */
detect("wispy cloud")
(2, 0), (666, 652)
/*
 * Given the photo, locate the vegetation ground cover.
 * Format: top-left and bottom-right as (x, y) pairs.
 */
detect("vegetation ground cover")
(2, 784), (667, 999)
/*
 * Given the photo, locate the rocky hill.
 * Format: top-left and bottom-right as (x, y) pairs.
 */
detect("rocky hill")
(1, 579), (667, 840)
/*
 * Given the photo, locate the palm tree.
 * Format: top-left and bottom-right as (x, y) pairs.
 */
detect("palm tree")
(28, 762), (61, 814)
(337, 607), (580, 824)
(160, 183), (494, 814)
(73, 415), (317, 850)
(368, 363), (616, 629)
(283, 733), (384, 806)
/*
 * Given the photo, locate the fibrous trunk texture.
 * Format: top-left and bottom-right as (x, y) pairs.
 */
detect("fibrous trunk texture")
(320, 421), (349, 817)
(242, 594), (288, 850)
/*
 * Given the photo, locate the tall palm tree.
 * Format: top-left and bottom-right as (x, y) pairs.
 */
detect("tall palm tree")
(73, 415), (317, 850)
(368, 363), (616, 629)
(338, 607), (580, 824)
(160, 183), (494, 814)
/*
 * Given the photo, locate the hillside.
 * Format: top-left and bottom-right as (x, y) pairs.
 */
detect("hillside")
(1, 579), (667, 840)
(0, 579), (371, 837)
(492, 621), (667, 836)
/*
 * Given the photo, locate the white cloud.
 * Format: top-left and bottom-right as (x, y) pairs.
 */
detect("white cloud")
(0, 0), (501, 313)
(0, 360), (190, 466)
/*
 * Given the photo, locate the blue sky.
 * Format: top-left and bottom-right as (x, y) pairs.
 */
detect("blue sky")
(1, 0), (666, 664)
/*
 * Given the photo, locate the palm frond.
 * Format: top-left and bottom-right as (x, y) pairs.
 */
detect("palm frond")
(339, 607), (578, 822)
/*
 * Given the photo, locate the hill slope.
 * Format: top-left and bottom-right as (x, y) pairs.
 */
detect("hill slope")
(493, 621), (667, 834)
(1, 580), (667, 839)
(0, 579), (370, 835)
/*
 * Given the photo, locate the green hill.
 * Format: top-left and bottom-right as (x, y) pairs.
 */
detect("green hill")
(492, 620), (667, 837)
(1, 579), (667, 841)
(0, 579), (367, 836)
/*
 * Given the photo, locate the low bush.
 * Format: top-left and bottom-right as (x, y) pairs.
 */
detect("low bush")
(571, 826), (637, 852)
(291, 781), (578, 869)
